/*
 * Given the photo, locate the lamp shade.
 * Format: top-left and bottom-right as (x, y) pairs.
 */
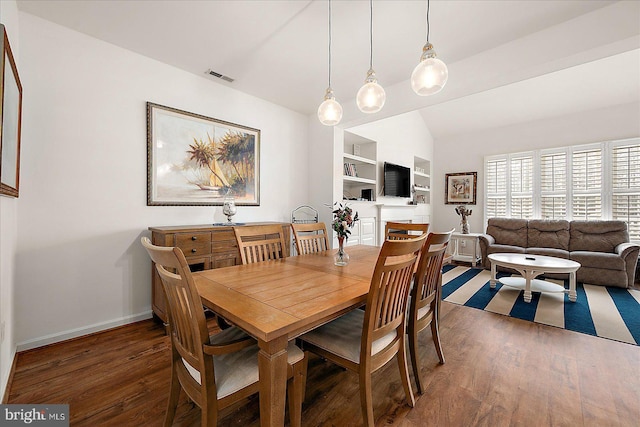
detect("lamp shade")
(356, 70), (386, 113)
(317, 88), (343, 126)
(411, 43), (448, 96)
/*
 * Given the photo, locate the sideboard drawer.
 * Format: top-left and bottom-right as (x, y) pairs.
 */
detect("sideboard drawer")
(175, 232), (212, 256)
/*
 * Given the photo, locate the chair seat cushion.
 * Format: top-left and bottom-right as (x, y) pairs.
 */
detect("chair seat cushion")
(300, 309), (396, 364)
(183, 326), (304, 399)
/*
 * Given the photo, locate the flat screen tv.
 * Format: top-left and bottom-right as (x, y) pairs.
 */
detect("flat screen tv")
(384, 162), (411, 197)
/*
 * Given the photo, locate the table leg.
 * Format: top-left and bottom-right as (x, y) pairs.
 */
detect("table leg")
(569, 271), (577, 302)
(258, 336), (289, 427)
(490, 261), (497, 289)
(524, 275), (533, 303)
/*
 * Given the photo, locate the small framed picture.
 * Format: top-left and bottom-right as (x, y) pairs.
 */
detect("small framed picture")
(445, 172), (477, 205)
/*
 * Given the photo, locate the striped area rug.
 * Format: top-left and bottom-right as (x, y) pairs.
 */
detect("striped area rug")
(442, 264), (640, 346)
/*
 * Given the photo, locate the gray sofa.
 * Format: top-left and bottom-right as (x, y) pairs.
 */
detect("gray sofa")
(478, 218), (640, 288)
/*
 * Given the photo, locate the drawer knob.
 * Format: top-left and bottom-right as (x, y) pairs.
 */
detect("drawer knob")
(191, 236), (197, 241)
(192, 249), (197, 253)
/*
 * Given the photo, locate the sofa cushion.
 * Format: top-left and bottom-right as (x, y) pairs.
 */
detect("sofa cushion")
(486, 244), (525, 256)
(525, 247), (570, 259)
(570, 251), (625, 271)
(569, 220), (628, 253)
(486, 218), (528, 247)
(527, 220), (570, 250)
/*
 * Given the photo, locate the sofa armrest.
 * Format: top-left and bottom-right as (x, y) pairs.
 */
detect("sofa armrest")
(615, 242), (640, 288)
(478, 234), (495, 269)
(615, 242), (640, 259)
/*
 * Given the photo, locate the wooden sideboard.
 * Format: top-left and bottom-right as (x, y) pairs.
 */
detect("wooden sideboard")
(148, 222), (291, 324)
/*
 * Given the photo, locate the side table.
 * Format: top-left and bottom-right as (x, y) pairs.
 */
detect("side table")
(449, 232), (482, 267)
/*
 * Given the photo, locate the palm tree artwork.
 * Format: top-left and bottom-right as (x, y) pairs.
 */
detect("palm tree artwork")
(186, 130), (255, 197)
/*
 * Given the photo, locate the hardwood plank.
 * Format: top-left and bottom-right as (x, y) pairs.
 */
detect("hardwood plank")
(5, 302), (640, 426)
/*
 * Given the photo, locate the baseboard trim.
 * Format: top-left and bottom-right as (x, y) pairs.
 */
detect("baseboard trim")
(2, 349), (17, 403)
(16, 311), (153, 352)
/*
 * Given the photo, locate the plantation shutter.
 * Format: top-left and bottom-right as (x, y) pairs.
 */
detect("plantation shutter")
(510, 155), (533, 218)
(612, 143), (640, 241)
(572, 148), (602, 220)
(486, 158), (507, 218)
(540, 152), (567, 219)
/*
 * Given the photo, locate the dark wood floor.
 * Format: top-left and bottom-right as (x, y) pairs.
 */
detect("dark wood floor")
(6, 302), (639, 426)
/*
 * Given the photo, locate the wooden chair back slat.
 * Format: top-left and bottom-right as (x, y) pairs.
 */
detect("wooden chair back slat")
(384, 222), (429, 241)
(234, 224), (288, 264)
(291, 222), (330, 255)
(363, 235), (426, 353)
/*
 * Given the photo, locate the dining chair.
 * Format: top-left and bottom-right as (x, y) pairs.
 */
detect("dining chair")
(299, 234), (427, 427)
(140, 237), (306, 427)
(233, 224), (288, 264)
(384, 221), (429, 240)
(407, 229), (454, 394)
(291, 222), (330, 255)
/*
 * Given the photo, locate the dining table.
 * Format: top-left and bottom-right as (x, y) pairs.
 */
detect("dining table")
(193, 244), (381, 427)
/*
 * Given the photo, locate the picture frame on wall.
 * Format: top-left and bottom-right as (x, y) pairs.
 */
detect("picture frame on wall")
(445, 171), (477, 205)
(147, 102), (260, 206)
(0, 24), (23, 198)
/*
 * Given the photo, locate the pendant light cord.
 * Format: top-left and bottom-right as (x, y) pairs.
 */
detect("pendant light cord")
(426, 0), (430, 42)
(369, 0), (373, 70)
(328, 0), (332, 88)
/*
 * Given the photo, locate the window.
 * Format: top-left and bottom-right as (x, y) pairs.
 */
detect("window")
(484, 138), (640, 241)
(540, 152), (566, 219)
(510, 155), (533, 219)
(612, 143), (640, 240)
(485, 158), (507, 218)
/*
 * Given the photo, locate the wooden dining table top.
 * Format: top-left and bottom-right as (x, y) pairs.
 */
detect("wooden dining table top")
(193, 244), (380, 342)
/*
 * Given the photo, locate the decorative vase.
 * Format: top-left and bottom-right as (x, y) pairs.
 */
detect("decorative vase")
(334, 236), (350, 266)
(461, 219), (469, 234)
(222, 194), (237, 223)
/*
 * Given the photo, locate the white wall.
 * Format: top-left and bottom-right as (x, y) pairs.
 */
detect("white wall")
(0, 0), (20, 400)
(432, 102), (640, 234)
(14, 13), (309, 349)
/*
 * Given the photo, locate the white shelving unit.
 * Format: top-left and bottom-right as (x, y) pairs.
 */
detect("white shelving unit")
(343, 132), (377, 201)
(413, 156), (431, 204)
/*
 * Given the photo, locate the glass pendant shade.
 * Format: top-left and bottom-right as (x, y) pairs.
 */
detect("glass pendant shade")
(317, 88), (343, 126)
(411, 42), (448, 96)
(357, 69), (386, 113)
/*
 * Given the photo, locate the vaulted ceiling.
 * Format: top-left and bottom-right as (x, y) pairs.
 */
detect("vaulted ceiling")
(17, 0), (640, 137)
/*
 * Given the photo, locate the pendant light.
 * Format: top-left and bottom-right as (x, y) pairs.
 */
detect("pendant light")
(411, 0), (448, 96)
(356, 0), (385, 113)
(318, 0), (343, 126)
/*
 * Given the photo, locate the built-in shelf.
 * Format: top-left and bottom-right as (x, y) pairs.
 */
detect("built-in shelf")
(343, 153), (377, 165)
(413, 156), (431, 204)
(343, 175), (376, 185)
(343, 132), (377, 201)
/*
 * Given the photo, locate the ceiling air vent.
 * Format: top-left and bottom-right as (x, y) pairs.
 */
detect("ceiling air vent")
(206, 69), (234, 83)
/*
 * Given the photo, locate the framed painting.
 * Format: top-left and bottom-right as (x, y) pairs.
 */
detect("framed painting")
(445, 171), (477, 205)
(0, 24), (23, 198)
(147, 102), (260, 206)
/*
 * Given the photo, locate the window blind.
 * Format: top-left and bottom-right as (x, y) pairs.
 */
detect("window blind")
(612, 144), (640, 240)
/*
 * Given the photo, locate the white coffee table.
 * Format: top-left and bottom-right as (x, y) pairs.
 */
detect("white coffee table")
(488, 253), (581, 303)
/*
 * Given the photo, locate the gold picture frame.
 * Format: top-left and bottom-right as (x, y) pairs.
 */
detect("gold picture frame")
(445, 171), (477, 205)
(0, 24), (23, 198)
(147, 102), (260, 206)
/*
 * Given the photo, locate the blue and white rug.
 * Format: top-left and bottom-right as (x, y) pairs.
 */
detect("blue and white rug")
(442, 265), (640, 346)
